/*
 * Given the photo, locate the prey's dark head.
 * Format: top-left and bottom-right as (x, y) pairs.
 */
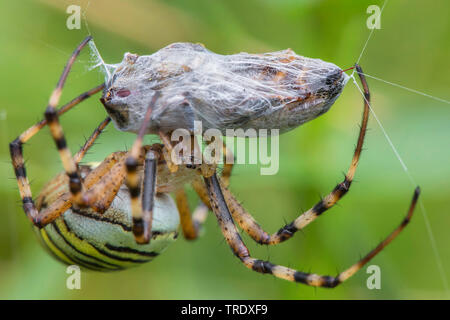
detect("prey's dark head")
(100, 87), (131, 131)
(100, 52), (156, 133)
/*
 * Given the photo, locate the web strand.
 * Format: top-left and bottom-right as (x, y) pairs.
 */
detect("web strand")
(349, 0), (449, 297)
(82, 1), (114, 82)
(351, 75), (450, 297)
(358, 72), (450, 105)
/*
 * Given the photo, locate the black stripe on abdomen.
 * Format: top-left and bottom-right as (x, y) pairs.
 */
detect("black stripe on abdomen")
(52, 221), (122, 270)
(105, 243), (159, 258)
(45, 226), (109, 271)
(61, 218), (151, 264)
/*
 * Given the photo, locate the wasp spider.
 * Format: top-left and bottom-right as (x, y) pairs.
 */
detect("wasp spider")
(9, 37), (420, 287)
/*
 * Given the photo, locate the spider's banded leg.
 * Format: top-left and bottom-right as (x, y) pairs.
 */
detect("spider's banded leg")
(37, 152), (127, 226)
(126, 148), (158, 243)
(15, 84), (104, 147)
(184, 179), (216, 239)
(36, 120), (123, 226)
(44, 36), (93, 204)
(125, 92), (160, 243)
(175, 187), (207, 240)
(205, 173), (420, 287)
(217, 65), (371, 245)
(74, 117), (111, 163)
(76, 119), (125, 202)
(9, 141), (39, 224)
(186, 143), (233, 238)
(9, 83), (105, 226)
(134, 149), (158, 244)
(78, 152), (129, 215)
(38, 117), (123, 225)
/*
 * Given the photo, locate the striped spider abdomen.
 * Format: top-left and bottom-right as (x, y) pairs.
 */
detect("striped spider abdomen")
(34, 164), (180, 271)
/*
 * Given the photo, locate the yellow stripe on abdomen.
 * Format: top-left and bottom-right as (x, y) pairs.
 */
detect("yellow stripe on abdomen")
(38, 228), (77, 266)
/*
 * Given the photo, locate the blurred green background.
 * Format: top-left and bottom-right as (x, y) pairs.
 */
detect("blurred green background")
(0, 0), (449, 300)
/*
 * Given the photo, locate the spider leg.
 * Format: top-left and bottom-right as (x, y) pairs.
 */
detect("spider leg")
(74, 117), (110, 163)
(36, 151), (129, 226)
(43, 36), (94, 205)
(138, 149), (158, 243)
(174, 185), (211, 240)
(78, 151), (128, 214)
(126, 147), (158, 244)
(173, 136), (224, 240)
(213, 65), (372, 245)
(125, 92), (162, 244)
(158, 131), (179, 173)
(9, 82), (105, 226)
(205, 172), (420, 287)
(175, 188), (198, 240)
(35, 119), (117, 226)
(178, 139), (235, 239)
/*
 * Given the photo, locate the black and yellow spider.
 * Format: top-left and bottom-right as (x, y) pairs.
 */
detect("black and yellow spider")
(9, 36), (419, 287)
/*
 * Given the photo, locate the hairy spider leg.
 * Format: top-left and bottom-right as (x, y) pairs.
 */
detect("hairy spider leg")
(173, 136), (204, 240)
(178, 138), (234, 240)
(37, 128), (127, 226)
(215, 65), (374, 245)
(125, 92), (162, 244)
(11, 115), (110, 227)
(9, 81), (105, 226)
(205, 172), (420, 287)
(74, 117), (110, 164)
(177, 137), (235, 240)
(43, 36), (94, 205)
(174, 188), (199, 240)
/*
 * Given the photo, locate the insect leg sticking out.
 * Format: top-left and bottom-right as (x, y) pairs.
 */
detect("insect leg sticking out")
(10, 113), (111, 228)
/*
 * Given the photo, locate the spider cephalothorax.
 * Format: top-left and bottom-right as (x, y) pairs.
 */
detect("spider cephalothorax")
(10, 36), (419, 287)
